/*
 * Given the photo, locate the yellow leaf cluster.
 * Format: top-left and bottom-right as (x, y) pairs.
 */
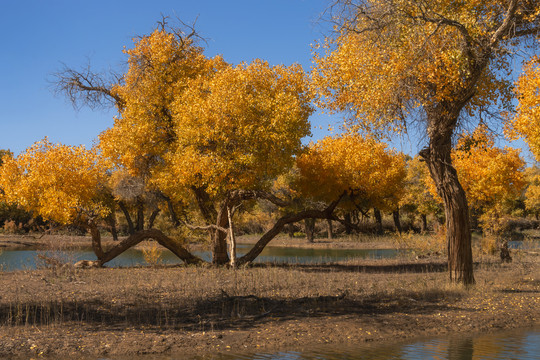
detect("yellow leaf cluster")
(399, 156), (440, 216)
(159, 59), (312, 197)
(311, 0), (518, 132)
(450, 125), (526, 231)
(0, 139), (109, 224)
(296, 133), (406, 211)
(508, 55), (540, 161)
(100, 29), (223, 176)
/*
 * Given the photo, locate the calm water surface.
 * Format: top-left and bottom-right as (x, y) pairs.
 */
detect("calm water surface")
(95, 327), (539, 360)
(0, 245), (405, 271)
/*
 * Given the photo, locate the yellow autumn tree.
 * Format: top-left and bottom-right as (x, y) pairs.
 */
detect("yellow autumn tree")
(54, 21), (319, 267)
(453, 125), (526, 233)
(524, 166), (540, 219)
(399, 156), (442, 232)
(508, 55), (540, 160)
(0, 139), (109, 225)
(296, 133), (406, 212)
(312, 0), (540, 284)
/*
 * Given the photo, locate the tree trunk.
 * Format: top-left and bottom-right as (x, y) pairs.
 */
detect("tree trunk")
(305, 218), (316, 242)
(392, 209), (402, 234)
(420, 132), (475, 285)
(343, 212), (353, 234)
(373, 208), (383, 234)
(237, 195), (345, 265)
(227, 206), (237, 267)
(212, 205), (230, 265)
(148, 209), (160, 229)
(327, 218), (334, 239)
(420, 214), (428, 233)
(88, 223), (203, 266)
(118, 200), (135, 235)
(136, 197), (144, 231)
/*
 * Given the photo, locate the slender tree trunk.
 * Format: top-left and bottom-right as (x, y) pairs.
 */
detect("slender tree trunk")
(344, 212), (353, 234)
(373, 208), (383, 234)
(118, 201), (135, 235)
(105, 212), (118, 241)
(392, 209), (402, 234)
(227, 206), (237, 267)
(136, 197), (144, 231)
(148, 209), (160, 229)
(305, 218), (316, 242)
(327, 218), (334, 239)
(420, 130), (475, 285)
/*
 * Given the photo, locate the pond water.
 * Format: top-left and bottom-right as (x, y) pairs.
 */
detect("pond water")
(97, 327), (540, 360)
(0, 245), (405, 271)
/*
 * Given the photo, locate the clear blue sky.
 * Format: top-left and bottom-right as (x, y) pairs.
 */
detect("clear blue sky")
(0, 0), (338, 155)
(0, 0), (534, 163)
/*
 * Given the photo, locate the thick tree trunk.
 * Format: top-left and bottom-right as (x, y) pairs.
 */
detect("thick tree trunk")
(420, 132), (475, 285)
(373, 208), (383, 234)
(212, 205), (230, 265)
(392, 209), (402, 234)
(305, 218), (316, 242)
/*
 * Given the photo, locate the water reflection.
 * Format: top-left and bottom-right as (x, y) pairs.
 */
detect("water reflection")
(185, 328), (539, 360)
(92, 327), (539, 360)
(0, 246), (405, 271)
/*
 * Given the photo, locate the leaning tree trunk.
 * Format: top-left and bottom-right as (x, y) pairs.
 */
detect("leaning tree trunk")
(420, 130), (475, 285)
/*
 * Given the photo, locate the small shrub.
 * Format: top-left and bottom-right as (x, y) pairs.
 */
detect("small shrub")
(142, 242), (163, 267)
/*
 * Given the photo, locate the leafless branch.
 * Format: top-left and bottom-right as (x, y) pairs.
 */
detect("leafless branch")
(51, 62), (123, 110)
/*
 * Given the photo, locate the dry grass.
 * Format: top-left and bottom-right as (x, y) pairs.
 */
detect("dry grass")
(0, 251), (537, 330)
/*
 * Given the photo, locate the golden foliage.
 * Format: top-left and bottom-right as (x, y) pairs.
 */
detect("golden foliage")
(399, 156), (440, 217)
(296, 133), (406, 211)
(0, 139), (109, 224)
(154, 59), (313, 198)
(508, 55), (540, 160)
(311, 0), (522, 133)
(453, 125), (525, 220)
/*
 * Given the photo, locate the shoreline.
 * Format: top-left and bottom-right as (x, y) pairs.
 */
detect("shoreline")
(0, 250), (538, 358)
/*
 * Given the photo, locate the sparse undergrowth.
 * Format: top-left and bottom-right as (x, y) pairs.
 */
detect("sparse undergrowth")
(0, 252), (538, 358)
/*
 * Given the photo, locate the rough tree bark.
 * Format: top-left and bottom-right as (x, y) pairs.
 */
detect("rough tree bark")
(420, 123), (475, 285)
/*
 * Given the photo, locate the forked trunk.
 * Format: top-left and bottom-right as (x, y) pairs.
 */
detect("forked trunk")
(420, 132), (475, 285)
